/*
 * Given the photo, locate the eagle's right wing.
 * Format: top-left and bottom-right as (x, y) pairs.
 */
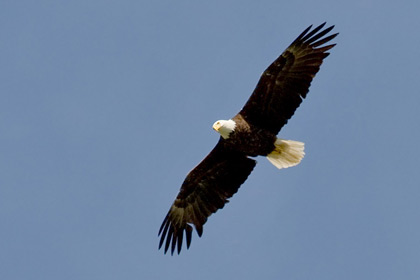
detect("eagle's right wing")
(158, 140), (256, 255)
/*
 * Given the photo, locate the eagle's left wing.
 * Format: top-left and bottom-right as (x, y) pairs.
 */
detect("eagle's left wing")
(239, 23), (338, 135)
(158, 140), (256, 255)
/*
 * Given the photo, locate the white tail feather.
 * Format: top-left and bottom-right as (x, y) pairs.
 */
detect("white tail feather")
(266, 139), (305, 169)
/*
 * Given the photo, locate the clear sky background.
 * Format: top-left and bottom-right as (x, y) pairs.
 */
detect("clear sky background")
(1, 1), (419, 279)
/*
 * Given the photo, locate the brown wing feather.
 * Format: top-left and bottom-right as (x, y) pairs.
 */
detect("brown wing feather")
(239, 23), (338, 134)
(158, 140), (256, 255)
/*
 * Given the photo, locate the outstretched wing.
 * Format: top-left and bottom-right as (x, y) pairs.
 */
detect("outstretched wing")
(158, 140), (256, 255)
(239, 23), (338, 134)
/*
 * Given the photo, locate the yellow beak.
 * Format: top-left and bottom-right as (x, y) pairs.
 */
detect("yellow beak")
(212, 122), (221, 131)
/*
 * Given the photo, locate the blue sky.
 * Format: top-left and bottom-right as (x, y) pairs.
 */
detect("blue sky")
(1, 1), (420, 279)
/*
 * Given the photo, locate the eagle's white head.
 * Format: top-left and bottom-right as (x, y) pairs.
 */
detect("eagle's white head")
(212, 119), (236, 139)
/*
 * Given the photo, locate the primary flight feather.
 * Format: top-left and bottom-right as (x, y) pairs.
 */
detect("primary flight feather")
(158, 23), (338, 255)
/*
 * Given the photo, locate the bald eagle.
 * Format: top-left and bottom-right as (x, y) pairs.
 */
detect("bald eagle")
(159, 23), (338, 255)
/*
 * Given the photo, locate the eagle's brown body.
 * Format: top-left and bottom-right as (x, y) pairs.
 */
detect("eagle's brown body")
(227, 113), (277, 157)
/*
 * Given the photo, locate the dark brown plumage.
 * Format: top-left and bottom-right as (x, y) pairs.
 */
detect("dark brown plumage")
(159, 23), (338, 255)
(240, 23), (337, 134)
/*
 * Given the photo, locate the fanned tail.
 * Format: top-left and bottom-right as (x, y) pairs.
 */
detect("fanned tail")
(266, 139), (305, 169)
